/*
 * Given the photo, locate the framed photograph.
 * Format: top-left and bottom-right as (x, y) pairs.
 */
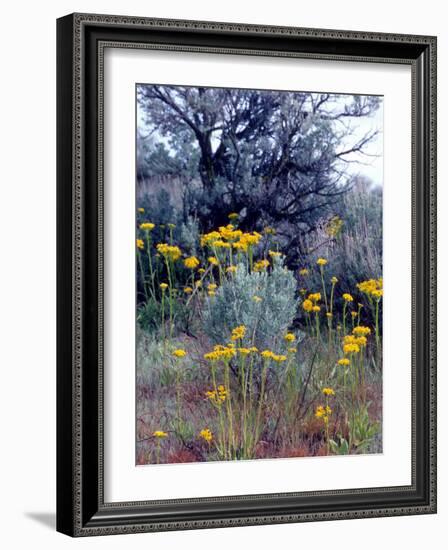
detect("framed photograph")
(56, 13), (437, 536)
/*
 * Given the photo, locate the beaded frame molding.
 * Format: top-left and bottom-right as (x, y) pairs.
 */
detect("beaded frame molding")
(56, 13), (437, 537)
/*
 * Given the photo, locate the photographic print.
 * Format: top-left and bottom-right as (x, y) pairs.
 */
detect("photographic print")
(135, 84), (383, 465)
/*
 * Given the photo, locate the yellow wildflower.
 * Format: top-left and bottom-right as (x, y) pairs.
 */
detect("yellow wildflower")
(184, 256), (200, 269)
(136, 238), (144, 250)
(184, 287), (193, 294)
(342, 293), (354, 302)
(268, 250), (282, 259)
(299, 268), (309, 276)
(302, 299), (313, 312)
(316, 258), (327, 266)
(137, 207), (145, 213)
(325, 215), (344, 238)
(212, 239), (231, 249)
(308, 292), (321, 302)
(343, 343), (360, 355)
(232, 240), (248, 252)
(263, 226), (276, 235)
(322, 387), (335, 396)
(338, 358), (350, 366)
(228, 212), (239, 220)
(284, 333), (296, 342)
(315, 405), (332, 421)
(200, 231), (221, 247)
(372, 289), (383, 299)
(198, 268), (206, 274)
(218, 225), (243, 241)
(226, 265), (237, 274)
(199, 428), (213, 442)
(231, 325), (246, 341)
(140, 222), (155, 231)
(312, 305), (321, 313)
(253, 259), (270, 272)
(288, 347), (297, 354)
(331, 276), (338, 284)
(352, 326), (371, 336)
(252, 295), (263, 303)
(357, 278), (382, 296)
(160, 283), (168, 291)
(195, 280), (202, 288)
(272, 354), (287, 362)
(355, 336), (367, 347)
(172, 349), (187, 358)
(208, 290), (216, 297)
(156, 243), (181, 261)
(326, 312), (333, 318)
(208, 256), (219, 266)
(351, 311), (358, 318)
(153, 430), (168, 438)
(206, 385), (228, 404)
(204, 346), (236, 362)
(261, 350), (275, 360)
(208, 283), (217, 291)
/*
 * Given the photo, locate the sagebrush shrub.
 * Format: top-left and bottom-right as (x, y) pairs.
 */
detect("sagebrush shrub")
(202, 260), (299, 350)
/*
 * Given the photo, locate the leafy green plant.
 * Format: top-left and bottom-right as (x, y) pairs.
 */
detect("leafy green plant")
(329, 436), (350, 455)
(348, 403), (380, 452)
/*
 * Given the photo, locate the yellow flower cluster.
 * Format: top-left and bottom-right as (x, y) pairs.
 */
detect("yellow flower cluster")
(337, 358), (350, 366)
(160, 283), (168, 290)
(325, 215), (344, 238)
(302, 299), (313, 312)
(237, 346), (258, 355)
(208, 256), (219, 266)
(263, 226), (276, 235)
(343, 343), (360, 355)
(315, 405), (332, 421)
(322, 387), (335, 396)
(184, 286), (193, 294)
(228, 212), (239, 220)
(204, 345), (236, 362)
(308, 292), (321, 302)
(316, 258), (327, 266)
(206, 385), (228, 404)
(268, 250), (282, 259)
(184, 256), (200, 269)
(253, 259), (270, 272)
(299, 268), (309, 276)
(284, 333), (296, 342)
(231, 325), (246, 341)
(156, 243), (182, 261)
(172, 349), (187, 358)
(136, 238), (144, 250)
(261, 350), (287, 362)
(153, 430), (168, 438)
(199, 428), (213, 442)
(201, 224), (262, 253)
(140, 222), (155, 231)
(352, 325), (371, 336)
(357, 278), (383, 298)
(343, 293), (353, 302)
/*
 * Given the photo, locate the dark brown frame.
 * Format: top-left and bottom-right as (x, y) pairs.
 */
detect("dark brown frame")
(57, 13), (437, 537)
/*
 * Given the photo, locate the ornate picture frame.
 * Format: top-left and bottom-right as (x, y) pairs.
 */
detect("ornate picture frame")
(57, 13), (437, 536)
